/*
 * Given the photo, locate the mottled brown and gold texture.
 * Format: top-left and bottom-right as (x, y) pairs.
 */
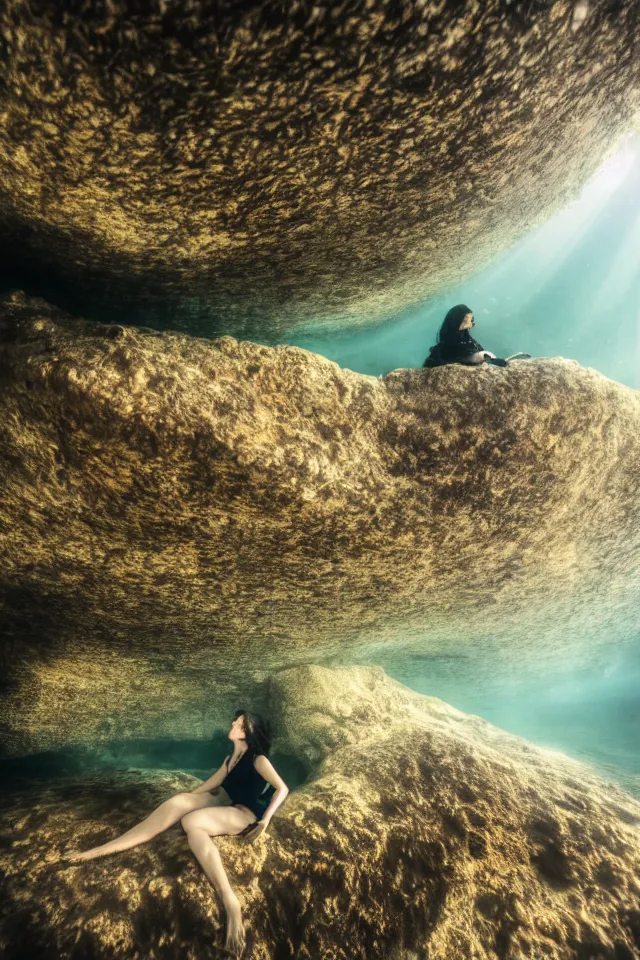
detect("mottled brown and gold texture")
(0, 1), (639, 337)
(1, 292), (640, 758)
(1, 665), (640, 959)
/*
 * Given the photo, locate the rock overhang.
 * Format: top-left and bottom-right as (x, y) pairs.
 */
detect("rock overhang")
(1, 292), (639, 756)
(0, 0), (639, 337)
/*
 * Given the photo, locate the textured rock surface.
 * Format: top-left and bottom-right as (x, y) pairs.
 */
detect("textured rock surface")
(1, 664), (640, 959)
(1, 292), (640, 758)
(0, 1), (639, 337)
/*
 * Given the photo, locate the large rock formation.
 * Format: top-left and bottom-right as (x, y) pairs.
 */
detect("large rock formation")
(1, 292), (640, 757)
(0, 1), (639, 338)
(1, 665), (640, 959)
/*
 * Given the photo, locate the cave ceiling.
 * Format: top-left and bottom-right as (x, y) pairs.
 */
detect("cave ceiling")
(0, 0), (639, 338)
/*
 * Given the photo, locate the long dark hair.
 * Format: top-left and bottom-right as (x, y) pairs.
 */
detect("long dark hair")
(437, 303), (473, 343)
(227, 709), (273, 761)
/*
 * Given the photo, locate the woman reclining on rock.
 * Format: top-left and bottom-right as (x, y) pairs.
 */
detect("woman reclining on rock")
(63, 710), (289, 959)
(423, 303), (528, 368)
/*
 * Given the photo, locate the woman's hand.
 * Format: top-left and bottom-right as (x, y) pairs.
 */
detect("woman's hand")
(237, 820), (268, 844)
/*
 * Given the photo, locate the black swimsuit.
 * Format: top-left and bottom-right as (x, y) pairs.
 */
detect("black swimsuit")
(423, 329), (486, 367)
(220, 750), (275, 820)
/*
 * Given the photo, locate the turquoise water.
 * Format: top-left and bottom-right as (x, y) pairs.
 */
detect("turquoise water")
(287, 135), (640, 391)
(380, 643), (640, 801)
(0, 736), (310, 798)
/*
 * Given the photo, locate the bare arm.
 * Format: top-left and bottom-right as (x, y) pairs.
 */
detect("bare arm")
(253, 755), (289, 825)
(190, 758), (229, 794)
(465, 350), (495, 364)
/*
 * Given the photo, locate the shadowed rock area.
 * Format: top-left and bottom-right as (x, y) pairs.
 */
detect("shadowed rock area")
(1, 292), (640, 757)
(0, 0), (639, 337)
(1, 664), (640, 959)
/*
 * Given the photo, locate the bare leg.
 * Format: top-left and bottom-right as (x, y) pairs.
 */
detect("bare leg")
(180, 805), (257, 959)
(186, 828), (246, 958)
(64, 791), (216, 862)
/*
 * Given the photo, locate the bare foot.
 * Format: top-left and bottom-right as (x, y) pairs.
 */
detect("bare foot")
(224, 895), (246, 958)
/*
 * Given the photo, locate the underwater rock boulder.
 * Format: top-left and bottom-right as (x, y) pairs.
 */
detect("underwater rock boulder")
(1, 664), (640, 959)
(1, 292), (640, 757)
(0, 1), (639, 336)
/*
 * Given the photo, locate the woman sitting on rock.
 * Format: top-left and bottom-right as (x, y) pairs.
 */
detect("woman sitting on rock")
(64, 710), (289, 959)
(423, 303), (510, 368)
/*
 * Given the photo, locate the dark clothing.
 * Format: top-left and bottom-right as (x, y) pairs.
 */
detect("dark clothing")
(221, 749), (275, 820)
(423, 329), (486, 368)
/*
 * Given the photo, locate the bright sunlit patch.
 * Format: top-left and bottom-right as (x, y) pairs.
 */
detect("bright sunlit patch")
(286, 131), (640, 389)
(571, 0), (590, 33)
(465, 134), (640, 347)
(580, 141), (637, 202)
